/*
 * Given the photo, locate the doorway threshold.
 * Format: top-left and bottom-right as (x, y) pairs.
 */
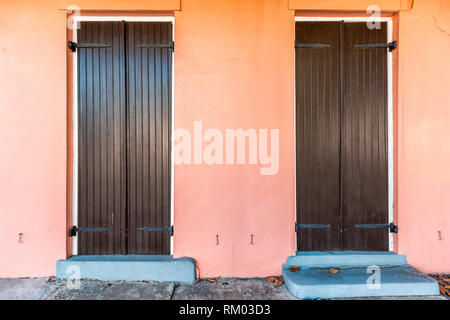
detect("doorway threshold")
(293, 251), (407, 268)
(56, 255), (196, 284)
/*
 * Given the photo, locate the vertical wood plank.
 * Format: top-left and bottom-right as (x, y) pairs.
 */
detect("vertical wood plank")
(77, 22), (127, 254)
(342, 22), (389, 251)
(295, 22), (341, 251)
(126, 22), (172, 254)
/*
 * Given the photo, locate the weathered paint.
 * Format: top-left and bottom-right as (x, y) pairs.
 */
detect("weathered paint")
(0, 0), (449, 278)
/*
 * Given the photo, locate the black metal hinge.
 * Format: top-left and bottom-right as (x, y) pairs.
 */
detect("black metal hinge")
(68, 226), (113, 237)
(68, 41), (112, 53)
(354, 40), (397, 52)
(137, 226), (174, 237)
(295, 43), (330, 49)
(295, 224), (331, 232)
(354, 223), (398, 233)
(137, 41), (174, 51)
(296, 223), (398, 233)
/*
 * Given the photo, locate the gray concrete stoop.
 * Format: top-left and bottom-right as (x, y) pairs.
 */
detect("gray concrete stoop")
(56, 255), (196, 284)
(282, 252), (440, 299)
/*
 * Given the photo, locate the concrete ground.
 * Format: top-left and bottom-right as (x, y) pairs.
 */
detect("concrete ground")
(0, 277), (448, 300)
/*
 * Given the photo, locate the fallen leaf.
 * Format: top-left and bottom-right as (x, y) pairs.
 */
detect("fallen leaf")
(274, 276), (284, 287)
(440, 277), (450, 283)
(289, 266), (301, 272)
(266, 276), (278, 282)
(439, 286), (447, 295)
(329, 268), (340, 274)
(207, 276), (221, 283)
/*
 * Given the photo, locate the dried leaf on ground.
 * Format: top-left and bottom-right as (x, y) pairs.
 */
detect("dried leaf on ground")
(329, 267), (340, 274)
(266, 276), (278, 282)
(207, 276), (221, 283)
(266, 276), (284, 287)
(274, 277), (284, 287)
(439, 277), (450, 283)
(289, 266), (301, 272)
(431, 275), (450, 296)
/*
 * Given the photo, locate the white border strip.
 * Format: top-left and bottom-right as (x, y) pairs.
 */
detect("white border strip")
(293, 17), (395, 251)
(72, 25), (78, 255)
(295, 17), (392, 22)
(170, 19), (175, 255)
(75, 16), (175, 22)
(71, 16), (175, 256)
(387, 19), (394, 251)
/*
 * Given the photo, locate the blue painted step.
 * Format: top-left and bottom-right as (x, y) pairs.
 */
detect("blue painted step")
(283, 252), (439, 299)
(289, 251), (408, 268)
(56, 255), (196, 284)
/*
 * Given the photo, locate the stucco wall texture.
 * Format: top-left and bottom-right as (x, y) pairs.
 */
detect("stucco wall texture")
(0, 0), (449, 278)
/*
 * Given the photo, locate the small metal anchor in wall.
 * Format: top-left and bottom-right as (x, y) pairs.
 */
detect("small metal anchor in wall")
(216, 234), (219, 245)
(18, 233), (23, 243)
(250, 234), (255, 245)
(438, 230), (443, 241)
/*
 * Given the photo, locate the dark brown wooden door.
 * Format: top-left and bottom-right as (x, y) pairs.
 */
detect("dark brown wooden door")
(295, 21), (389, 251)
(77, 22), (127, 255)
(295, 22), (342, 251)
(126, 22), (172, 255)
(341, 23), (389, 251)
(77, 22), (172, 255)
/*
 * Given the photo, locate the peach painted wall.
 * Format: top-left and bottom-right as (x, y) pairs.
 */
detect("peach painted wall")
(288, 0), (410, 11)
(172, 0), (296, 278)
(0, 0), (67, 277)
(0, 0), (449, 278)
(396, 0), (450, 273)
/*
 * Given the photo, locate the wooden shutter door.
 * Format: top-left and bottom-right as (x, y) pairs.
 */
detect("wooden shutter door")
(77, 22), (172, 255)
(295, 21), (390, 251)
(295, 22), (342, 251)
(341, 22), (389, 251)
(126, 22), (173, 255)
(77, 22), (127, 254)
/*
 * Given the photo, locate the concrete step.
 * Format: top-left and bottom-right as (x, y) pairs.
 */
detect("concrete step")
(56, 255), (196, 284)
(283, 265), (439, 299)
(283, 252), (440, 299)
(287, 251), (408, 268)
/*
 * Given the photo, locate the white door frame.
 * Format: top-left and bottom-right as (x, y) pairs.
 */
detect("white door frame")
(293, 16), (394, 251)
(71, 16), (175, 255)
